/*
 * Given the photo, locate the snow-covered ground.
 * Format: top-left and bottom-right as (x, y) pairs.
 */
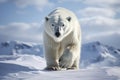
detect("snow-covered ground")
(0, 41), (120, 80)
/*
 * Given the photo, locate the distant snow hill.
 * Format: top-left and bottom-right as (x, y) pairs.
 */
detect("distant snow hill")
(81, 41), (120, 68)
(0, 41), (43, 57)
(0, 41), (120, 68)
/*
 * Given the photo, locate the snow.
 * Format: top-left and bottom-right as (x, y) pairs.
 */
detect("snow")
(106, 67), (120, 80)
(0, 41), (43, 56)
(0, 41), (120, 80)
(81, 41), (120, 68)
(0, 55), (120, 80)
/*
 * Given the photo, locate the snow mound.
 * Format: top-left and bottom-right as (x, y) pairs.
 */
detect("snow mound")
(0, 55), (46, 70)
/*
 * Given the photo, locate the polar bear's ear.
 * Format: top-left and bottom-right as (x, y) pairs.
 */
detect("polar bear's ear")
(45, 16), (49, 21)
(66, 16), (71, 22)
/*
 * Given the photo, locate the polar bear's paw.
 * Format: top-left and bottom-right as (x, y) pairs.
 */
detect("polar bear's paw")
(44, 66), (61, 71)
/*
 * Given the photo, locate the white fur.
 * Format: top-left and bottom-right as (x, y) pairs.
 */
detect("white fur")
(43, 7), (81, 70)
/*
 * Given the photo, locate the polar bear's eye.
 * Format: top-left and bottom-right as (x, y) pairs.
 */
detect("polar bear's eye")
(52, 24), (54, 26)
(62, 24), (64, 27)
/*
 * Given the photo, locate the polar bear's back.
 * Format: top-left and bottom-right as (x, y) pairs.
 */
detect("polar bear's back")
(48, 7), (78, 20)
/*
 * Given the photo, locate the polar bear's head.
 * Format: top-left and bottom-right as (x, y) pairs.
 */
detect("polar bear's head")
(44, 15), (73, 42)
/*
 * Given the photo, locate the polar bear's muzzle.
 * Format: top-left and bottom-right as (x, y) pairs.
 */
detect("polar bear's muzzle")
(55, 32), (60, 37)
(54, 27), (61, 37)
(54, 25), (64, 38)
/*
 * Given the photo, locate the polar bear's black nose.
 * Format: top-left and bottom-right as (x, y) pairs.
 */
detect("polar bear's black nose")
(55, 32), (60, 37)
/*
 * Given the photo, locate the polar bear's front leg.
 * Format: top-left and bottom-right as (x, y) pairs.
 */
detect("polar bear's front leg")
(71, 56), (80, 69)
(59, 44), (80, 70)
(44, 46), (60, 71)
(59, 48), (74, 69)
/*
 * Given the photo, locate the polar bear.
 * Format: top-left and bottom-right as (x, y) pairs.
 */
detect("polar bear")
(43, 7), (81, 70)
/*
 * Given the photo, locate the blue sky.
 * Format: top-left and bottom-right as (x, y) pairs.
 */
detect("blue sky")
(0, 0), (120, 48)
